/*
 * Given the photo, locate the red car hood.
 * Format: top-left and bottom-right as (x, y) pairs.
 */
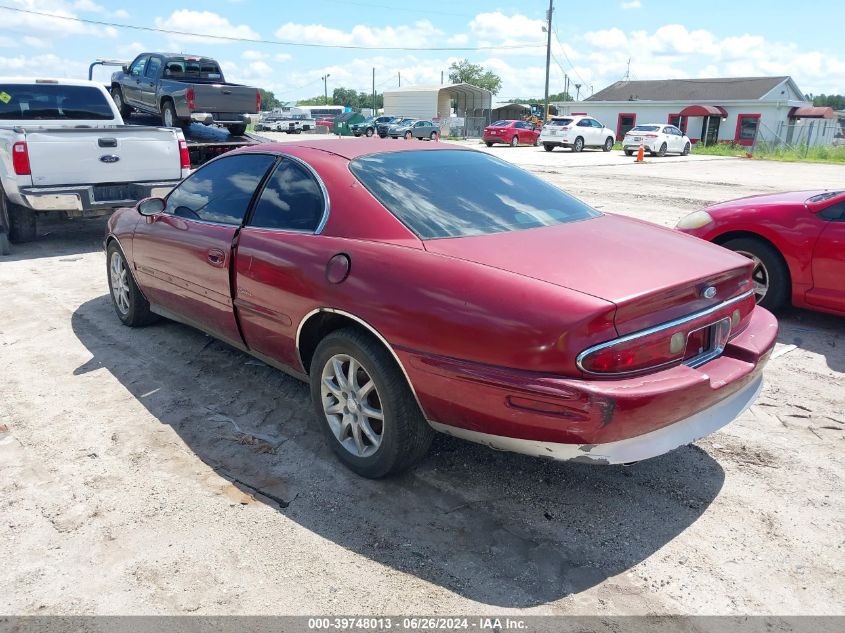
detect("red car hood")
(424, 214), (754, 335)
(707, 190), (822, 211)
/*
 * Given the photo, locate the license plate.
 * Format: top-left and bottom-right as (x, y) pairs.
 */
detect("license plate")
(632, 136), (641, 142)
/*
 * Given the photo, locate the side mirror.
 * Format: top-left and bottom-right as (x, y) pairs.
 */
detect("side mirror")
(122, 65), (129, 73)
(137, 197), (165, 216)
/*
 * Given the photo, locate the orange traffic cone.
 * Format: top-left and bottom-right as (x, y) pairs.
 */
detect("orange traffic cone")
(635, 144), (645, 163)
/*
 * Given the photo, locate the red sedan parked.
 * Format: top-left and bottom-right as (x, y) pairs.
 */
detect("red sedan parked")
(106, 139), (777, 477)
(677, 190), (845, 316)
(482, 120), (540, 147)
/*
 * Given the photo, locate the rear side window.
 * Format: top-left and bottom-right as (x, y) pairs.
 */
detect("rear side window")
(350, 150), (600, 239)
(545, 118), (573, 126)
(0, 84), (114, 120)
(165, 154), (275, 225)
(248, 159), (325, 232)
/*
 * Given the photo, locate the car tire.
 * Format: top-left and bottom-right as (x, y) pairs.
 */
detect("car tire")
(227, 123), (248, 136)
(106, 241), (159, 327)
(0, 230), (9, 256)
(366, 128), (374, 137)
(682, 142), (691, 156)
(721, 237), (790, 311)
(404, 131), (412, 140)
(543, 143), (554, 152)
(310, 327), (434, 478)
(111, 86), (132, 118)
(603, 137), (614, 152)
(5, 197), (37, 244)
(429, 131), (437, 140)
(657, 142), (668, 157)
(485, 141), (494, 147)
(625, 149), (634, 156)
(510, 135), (519, 147)
(572, 137), (584, 152)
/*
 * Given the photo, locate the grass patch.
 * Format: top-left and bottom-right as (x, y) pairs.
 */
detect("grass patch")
(693, 141), (845, 164)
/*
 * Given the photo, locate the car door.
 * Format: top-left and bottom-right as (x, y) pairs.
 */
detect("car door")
(234, 156), (329, 369)
(413, 121), (429, 139)
(124, 55), (148, 106)
(515, 121), (530, 143)
(131, 153), (277, 347)
(667, 126), (683, 152)
(807, 201), (845, 313)
(576, 118), (594, 145)
(591, 119), (608, 145)
(140, 55), (162, 109)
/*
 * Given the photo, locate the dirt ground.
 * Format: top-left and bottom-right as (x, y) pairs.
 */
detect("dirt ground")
(1, 139), (843, 617)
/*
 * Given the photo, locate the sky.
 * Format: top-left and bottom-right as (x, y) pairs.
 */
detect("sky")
(1, 0), (844, 103)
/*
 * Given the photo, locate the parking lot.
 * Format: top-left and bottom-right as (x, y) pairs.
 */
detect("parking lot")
(1, 140), (843, 616)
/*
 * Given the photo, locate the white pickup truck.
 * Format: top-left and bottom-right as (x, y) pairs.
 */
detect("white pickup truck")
(0, 77), (191, 253)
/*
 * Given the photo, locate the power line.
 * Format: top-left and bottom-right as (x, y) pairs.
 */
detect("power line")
(0, 5), (544, 51)
(551, 29), (588, 88)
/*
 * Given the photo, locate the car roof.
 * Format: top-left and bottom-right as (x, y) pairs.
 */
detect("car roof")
(238, 138), (467, 160)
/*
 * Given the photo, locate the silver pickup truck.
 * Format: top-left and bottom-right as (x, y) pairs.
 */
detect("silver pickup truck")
(0, 77), (190, 252)
(110, 53), (259, 136)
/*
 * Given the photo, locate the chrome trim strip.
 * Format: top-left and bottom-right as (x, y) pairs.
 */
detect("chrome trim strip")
(576, 289), (754, 376)
(295, 307), (425, 414)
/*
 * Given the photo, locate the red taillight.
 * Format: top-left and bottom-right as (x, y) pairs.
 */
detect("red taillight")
(178, 139), (190, 170)
(560, 126), (570, 131)
(186, 87), (195, 111)
(12, 141), (30, 175)
(256, 90), (261, 113)
(578, 293), (755, 377)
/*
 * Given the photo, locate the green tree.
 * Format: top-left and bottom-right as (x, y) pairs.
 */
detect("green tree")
(448, 59), (502, 95)
(297, 88), (383, 111)
(257, 88), (281, 111)
(812, 94), (845, 110)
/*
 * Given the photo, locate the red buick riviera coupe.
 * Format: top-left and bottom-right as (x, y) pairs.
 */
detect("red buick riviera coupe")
(677, 190), (845, 317)
(106, 140), (778, 477)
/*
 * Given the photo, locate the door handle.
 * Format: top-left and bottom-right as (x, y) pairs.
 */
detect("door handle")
(207, 249), (226, 267)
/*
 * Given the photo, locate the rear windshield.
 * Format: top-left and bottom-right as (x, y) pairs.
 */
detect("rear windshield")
(630, 125), (661, 132)
(545, 118), (573, 126)
(490, 120), (511, 127)
(0, 83), (114, 120)
(349, 150), (600, 239)
(163, 59), (223, 80)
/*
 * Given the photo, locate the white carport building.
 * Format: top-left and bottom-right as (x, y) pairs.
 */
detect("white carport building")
(383, 83), (492, 137)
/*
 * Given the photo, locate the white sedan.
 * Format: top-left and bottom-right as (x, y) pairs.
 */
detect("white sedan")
(623, 124), (691, 157)
(539, 115), (616, 152)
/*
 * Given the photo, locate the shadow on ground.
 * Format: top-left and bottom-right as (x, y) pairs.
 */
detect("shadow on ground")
(776, 307), (844, 373)
(1, 216), (108, 262)
(72, 294), (726, 607)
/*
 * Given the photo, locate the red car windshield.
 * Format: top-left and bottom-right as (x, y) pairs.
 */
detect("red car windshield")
(349, 150), (600, 239)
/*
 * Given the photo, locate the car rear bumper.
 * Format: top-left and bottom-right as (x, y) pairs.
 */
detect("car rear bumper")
(624, 143), (656, 152)
(19, 181), (179, 215)
(540, 138), (569, 146)
(190, 113), (254, 125)
(398, 305), (777, 463)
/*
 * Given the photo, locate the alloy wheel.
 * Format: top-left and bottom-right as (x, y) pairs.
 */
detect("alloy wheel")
(110, 251), (131, 315)
(320, 353), (384, 458)
(735, 250), (769, 302)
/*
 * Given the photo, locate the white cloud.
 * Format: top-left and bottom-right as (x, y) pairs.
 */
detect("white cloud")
(112, 9), (130, 19)
(0, 53), (88, 79)
(154, 10), (260, 45)
(73, 0), (104, 12)
(242, 50), (266, 60)
(469, 12), (545, 47)
(274, 53), (292, 63)
(274, 20), (445, 49)
(117, 41), (147, 58)
(621, 1), (642, 9)
(1, 0), (114, 39)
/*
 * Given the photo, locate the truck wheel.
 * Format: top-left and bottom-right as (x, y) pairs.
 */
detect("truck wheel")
(111, 86), (132, 118)
(227, 123), (248, 136)
(7, 202), (37, 244)
(0, 231), (9, 256)
(310, 327), (433, 478)
(161, 100), (179, 128)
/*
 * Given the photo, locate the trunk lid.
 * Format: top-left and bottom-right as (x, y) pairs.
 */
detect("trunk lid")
(190, 83), (257, 114)
(24, 127), (183, 186)
(424, 214), (754, 335)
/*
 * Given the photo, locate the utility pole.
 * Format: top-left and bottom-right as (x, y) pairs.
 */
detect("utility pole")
(398, 71), (401, 87)
(372, 67), (376, 112)
(575, 84), (581, 101)
(543, 0), (553, 121)
(321, 73), (330, 105)
(441, 70), (443, 85)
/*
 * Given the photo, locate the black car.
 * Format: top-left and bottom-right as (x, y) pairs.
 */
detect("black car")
(353, 116), (395, 137)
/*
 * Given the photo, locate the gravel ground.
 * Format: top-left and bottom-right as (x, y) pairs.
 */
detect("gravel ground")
(1, 139), (843, 617)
